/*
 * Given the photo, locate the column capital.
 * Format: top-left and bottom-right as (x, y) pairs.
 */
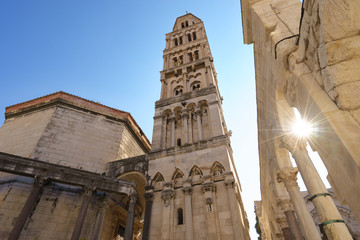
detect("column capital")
(224, 179), (235, 189)
(276, 198), (294, 212)
(194, 106), (202, 115)
(280, 135), (307, 153)
(277, 168), (299, 188)
(182, 180), (192, 195)
(201, 181), (216, 193)
(161, 189), (175, 207)
(169, 112), (176, 121)
(181, 109), (189, 118)
(129, 192), (139, 203)
(34, 175), (48, 187)
(144, 187), (154, 203)
(182, 186), (192, 195)
(84, 185), (96, 197)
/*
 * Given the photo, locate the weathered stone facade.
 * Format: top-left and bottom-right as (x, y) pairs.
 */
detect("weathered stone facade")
(240, 0), (360, 239)
(0, 92), (150, 240)
(147, 13), (250, 240)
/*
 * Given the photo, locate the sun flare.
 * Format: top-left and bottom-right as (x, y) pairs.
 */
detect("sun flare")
(291, 118), (313, 138)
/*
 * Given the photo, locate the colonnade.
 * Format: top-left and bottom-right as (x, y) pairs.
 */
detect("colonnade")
(276, 134), (353, 240)
(162, 104), (208, 148)
(7, 175), (138, 240)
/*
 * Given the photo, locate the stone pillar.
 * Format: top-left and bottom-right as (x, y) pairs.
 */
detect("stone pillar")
(195, 107), (203, 141)
(276, 215), (291, 240)
(182, 181), (193, 240)
(182, 110), (189, 144)
(8, 176), (48, 240)
(71, 186), (95, 240)
(284, 210), (303, 240)
(170, 114), (175, 147)
(282, 136), (353, 240)
(142, 186), (154, 240)
(202, 180), (220, 240)
(224, 179), (246, 240)
(188, 112), (193, 144)
(124, 192), (138, 240)
(91, 196), (108, 240)
(277, 167), (321, 240)
(161, 183), (175, 240)
(160, 79), (165, 98)
(276, 199), (303, 240)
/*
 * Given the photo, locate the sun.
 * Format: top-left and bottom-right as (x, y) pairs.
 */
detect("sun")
(291, 118), (313, 138)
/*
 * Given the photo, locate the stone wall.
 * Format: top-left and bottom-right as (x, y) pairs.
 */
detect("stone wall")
(241, 0), (360, 238)
(0, 177), (102, 240)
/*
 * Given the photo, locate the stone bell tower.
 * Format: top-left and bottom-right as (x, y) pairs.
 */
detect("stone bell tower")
(146, 13), (250, 240)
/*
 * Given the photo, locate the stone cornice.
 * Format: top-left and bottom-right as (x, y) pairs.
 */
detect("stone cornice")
(0, 152), (137, 196)
(155, 85), (217, 108)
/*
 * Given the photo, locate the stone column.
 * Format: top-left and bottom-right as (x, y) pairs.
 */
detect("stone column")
(8, 176), (48, 240)
(276, 215), (291, 240)
(161, 183), (175, 240)
(170, 114), (175, 147)
(91, 196), (108, 240)
(276, 198), (303, 240)
(182, 110), (189, 144)
(182, 181), (193, 240)
(282, 136), (353, 240)
(124, 192), (138, 240)
(202, 180), (220, 240)
(188, 112), (193, 144)
(224, 179), (246, 240)
(195, 107), (203, 141)
(160, 79), (165, 98)
(71, 186), (95, 240)
(284, 210), (303, 240)
(277, 167), (321, 240)
(142, 187), (154, 240)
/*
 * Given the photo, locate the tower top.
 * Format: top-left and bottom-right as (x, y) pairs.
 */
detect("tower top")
(172, 13), (202, 31)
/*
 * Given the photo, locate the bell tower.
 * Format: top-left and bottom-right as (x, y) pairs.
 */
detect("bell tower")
(147, 13), (250, 240)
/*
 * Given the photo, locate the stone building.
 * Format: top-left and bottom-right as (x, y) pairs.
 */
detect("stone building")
(240, 0), (360, 239)
(147, 13), (250, 240)
(0, 13), (250, 240)
(0, 92), (151, 240)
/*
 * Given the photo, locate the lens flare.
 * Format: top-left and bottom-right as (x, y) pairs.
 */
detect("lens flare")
(291, 118), (313, 137)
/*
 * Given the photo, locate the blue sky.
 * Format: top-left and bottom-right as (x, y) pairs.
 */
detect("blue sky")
(0, 1), (260, 238)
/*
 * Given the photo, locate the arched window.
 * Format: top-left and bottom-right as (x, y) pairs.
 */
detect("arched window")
(188, 52), (193, 62)
(185, 21), (189, 27)
(181, 22), (185, 28)
(187, 33), (192, 42)
(173, 57), (178, 66)
(179, 36), (183, 45)
(177, 208), (184, 225)
(192, 32), (197, 40)
(179, 55), (183, 65)
(174, 86), (183, 96)
(177, 138), (182, 146)
(192, 83), (200, 91)
(194, 50), (199, 60)
(174, 38), (178, 46)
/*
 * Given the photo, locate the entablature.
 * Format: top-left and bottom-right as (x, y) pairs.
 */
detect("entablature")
(155, 85), (217, 108)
